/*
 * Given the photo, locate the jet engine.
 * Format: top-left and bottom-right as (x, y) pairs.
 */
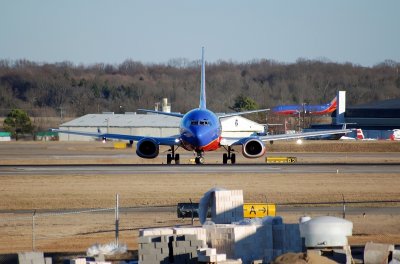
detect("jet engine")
(242, 138), (266, 158)
(136, 138), (159, 159)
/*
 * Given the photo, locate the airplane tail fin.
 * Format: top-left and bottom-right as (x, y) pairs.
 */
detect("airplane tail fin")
(199, 47), (206, 109)
(356, 128), (364, 140)
(326, 96), (338, 113)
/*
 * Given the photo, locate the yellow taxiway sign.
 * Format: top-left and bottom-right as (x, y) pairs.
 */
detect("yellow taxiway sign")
(243, 203), (276, 218)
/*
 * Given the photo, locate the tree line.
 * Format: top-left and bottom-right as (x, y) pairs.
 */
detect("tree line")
(0, 58), (399, 119)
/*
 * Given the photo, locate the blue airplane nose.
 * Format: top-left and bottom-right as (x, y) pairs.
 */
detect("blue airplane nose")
(190, 126), (213, 147)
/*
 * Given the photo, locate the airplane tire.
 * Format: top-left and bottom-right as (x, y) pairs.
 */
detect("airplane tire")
(199, 157), (205, 164)
(195, 157), (200, 164)
(167, 154), (172, 164)
(231, 153), (236, 164)
(175, 154), (180, 164)
(223, 153), (228, 164)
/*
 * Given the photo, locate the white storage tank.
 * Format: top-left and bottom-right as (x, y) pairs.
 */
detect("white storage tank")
(300, 216), (353, 248)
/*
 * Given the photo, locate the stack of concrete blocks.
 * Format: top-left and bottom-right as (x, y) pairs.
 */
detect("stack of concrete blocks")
(204, 224), (235, 258)
(211, 190), (244, 224)
(18, 252), (49, 264)
(197, 248), (226, 263)
(138, 227), (207, 264)
(283, 224), (303, 253)
(272, 219), (284, 260)
(173, 227), (207, 247)
(204, 224), (274, 264)
(271, 221), (302, 261)
(203, 221), (302, 264)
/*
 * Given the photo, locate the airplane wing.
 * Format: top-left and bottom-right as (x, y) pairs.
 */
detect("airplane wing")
(50, 129), (181, 146)
(220, 128), (353, 146)
(218, 109), (269, 118)
(137, 109), (185, 118)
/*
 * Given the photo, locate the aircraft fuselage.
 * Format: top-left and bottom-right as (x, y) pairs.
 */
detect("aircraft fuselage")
(180, 108), (221, 152)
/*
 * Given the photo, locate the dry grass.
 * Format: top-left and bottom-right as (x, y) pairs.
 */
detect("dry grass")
(0, 141), (399, 253)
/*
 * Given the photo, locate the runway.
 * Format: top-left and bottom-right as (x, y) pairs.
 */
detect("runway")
(1, 163), (400, 175)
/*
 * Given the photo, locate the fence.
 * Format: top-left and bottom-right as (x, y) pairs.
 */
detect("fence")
(0, 197), (399, 253)
(0, 194), (181, 253)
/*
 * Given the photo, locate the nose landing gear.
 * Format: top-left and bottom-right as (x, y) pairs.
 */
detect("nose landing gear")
(195, 150), (205, 164)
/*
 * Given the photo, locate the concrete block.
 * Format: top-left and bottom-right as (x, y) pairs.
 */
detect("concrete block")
(175, 240), (191, 248)
(172, 247), (186, 255)
(184, 234), (198, 241)
(223, 260), (243, 264)
(141, 254), (157, 262)
(140, 227), (174, 236)
(155, 242), (169, 249)
(139, 243), (156, 250)
(138, 235), (161, 244)
(156, 252), (170, 261)
(69, 259), (86, 264)
(162, 235), (174, 243)
(18, 252), (45, 264)
(139, 244), (161, 255)
(44, 257), (52, 264)
(284, 224), (302, 253)
(173, 226), (207, 244)
(198, 253), (226, 263)
(190, 240), (205, 248)
(364, 242), (395, 264)
(212, 190), (244, 224)
(272, 224), (285, 251)
(263, 249), (274, 263)
(206, 248), (217, 256)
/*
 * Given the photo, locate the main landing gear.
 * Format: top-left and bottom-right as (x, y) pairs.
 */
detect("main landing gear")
(223, 146), (236, 164)
(167, 146), (180, 164)
(195, 150), (205, 165)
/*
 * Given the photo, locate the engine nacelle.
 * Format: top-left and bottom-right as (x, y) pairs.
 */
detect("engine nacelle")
(136, 138), (159, 159)
(242, 138), (266, 158)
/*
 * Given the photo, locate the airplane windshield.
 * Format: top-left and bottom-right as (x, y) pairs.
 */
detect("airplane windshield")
(190, 120), (211, 126)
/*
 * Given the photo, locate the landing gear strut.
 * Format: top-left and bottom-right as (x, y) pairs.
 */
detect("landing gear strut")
(195, 150), (205, 164)
(223, 146), (236, 164)
(167, 146), (180, 164)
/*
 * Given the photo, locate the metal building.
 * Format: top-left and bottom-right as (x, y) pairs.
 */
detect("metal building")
(58, 113), (181, 141)
(220, 116), (265, 137)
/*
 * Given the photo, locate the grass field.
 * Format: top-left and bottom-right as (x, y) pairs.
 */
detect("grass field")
(0, 140), (399, 253)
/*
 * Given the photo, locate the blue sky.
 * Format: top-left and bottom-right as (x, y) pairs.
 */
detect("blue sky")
(1, 0), (399, 66)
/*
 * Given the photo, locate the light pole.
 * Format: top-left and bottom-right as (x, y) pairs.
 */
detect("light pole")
(106, 118), (110, 134)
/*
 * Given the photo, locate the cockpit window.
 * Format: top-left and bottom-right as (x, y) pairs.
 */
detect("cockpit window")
(190, 120), (211, 126)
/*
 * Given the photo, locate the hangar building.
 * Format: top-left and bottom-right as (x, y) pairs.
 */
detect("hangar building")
(307, 96), (400, 139)
(58, 113), (265, 141)
(332, 98), (400, 139)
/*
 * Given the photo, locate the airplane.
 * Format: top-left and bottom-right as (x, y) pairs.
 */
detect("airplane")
(271, 96), (337, 116)
(390, 129), (400, 140)
(51, 48), (352, 165)
(340, 128), (377, 141)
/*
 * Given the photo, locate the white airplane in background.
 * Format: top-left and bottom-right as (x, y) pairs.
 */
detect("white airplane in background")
(341, 128), (400, 141)
(390, 129), (400, 140)
(52, 48), (352, 164)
